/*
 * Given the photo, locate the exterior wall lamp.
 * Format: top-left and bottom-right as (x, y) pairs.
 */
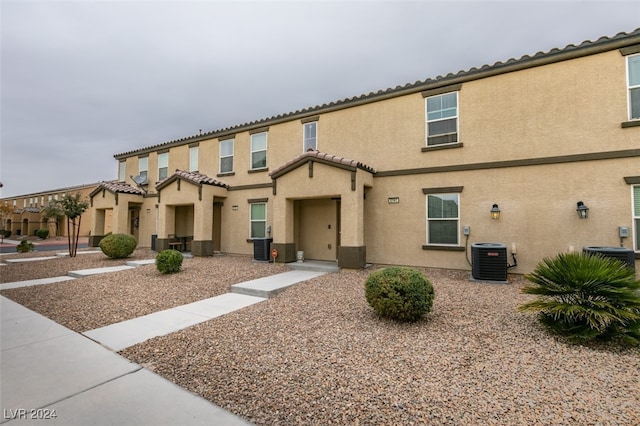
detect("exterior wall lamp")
(490, 204), (500, 219)
(576, 201), (589, 219)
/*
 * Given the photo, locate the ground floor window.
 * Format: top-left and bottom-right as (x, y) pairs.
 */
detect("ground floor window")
(633, 185), (640, 250)
(426, 193), (459, 245)
(250, 203), (267, 238)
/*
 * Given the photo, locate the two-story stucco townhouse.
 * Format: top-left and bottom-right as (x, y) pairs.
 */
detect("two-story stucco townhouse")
(1, 183), (100, 238)
(88, 28), (640, 274)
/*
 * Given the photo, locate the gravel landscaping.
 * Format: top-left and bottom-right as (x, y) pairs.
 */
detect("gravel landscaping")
(0, 249), (289, 332)
(2, 250), (639, 425)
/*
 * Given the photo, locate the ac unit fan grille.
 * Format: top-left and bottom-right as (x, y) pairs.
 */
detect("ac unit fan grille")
(471, 243), (508, 281)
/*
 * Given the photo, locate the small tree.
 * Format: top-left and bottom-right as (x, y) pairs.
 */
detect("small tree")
(41, 202), (65, 237)
(59, 193), (89, 257)
(0, 203), (13, 243)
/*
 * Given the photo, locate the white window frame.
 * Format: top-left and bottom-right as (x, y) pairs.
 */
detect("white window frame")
(426, 193), (460, 246)
(138, 157), (148, 184)
(303, 121), (317, 152)
(250, 132), (268, 170)
(119, 161), (126, 182)
(627, 54), (640, 120)
(189, 146), (198, 172)
(633, 185), (640, 252)
(158, 152), (169, 181)
(219, 139), (234, 174)
(425, 92), (459, 146)
(250, 202), (267, 239)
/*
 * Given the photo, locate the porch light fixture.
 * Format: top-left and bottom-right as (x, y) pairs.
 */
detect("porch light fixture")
(490, 204), (501, 220)
(576, 201), (589, 219)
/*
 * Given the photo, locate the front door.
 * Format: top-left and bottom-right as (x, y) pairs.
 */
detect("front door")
(297, 198), (338, 261)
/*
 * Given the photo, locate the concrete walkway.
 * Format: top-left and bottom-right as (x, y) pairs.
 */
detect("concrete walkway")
(1, 297), (251, 425)
(1, 257), (331, 425)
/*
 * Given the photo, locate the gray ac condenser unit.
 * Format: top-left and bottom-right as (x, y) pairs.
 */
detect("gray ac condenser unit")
(471, 243), (508, 282)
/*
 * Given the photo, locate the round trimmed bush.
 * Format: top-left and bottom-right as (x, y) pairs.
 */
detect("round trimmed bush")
(16, 240), (34, 253)
(35, 229), (49, 239)
(365, 267), (434, 322)
(99, 233), (137, 259)
(156, 249), (183, 274)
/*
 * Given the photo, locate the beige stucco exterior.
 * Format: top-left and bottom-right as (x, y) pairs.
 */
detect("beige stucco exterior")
(1, 184), (98, 239)
(93, 31), (640, 273)
(5, 30), (639, 274)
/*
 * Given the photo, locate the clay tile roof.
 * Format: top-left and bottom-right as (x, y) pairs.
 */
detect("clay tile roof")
(95, 181), (145, 195)
(89, 181), (144, 198)
(270, 150), (376, 179)
(156, 170), (229, 190)
(113, 28), (640, 160)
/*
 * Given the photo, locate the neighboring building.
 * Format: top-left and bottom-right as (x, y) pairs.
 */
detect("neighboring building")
(84, 28), (640, 273)
(1, 183), (102, 238)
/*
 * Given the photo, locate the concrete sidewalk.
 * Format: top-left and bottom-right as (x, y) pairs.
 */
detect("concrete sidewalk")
(1, 296), (251, 425)
(1, 260), (332, 425)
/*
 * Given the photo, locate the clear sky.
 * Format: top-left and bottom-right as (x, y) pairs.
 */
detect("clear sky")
(1, 0), (639, 197)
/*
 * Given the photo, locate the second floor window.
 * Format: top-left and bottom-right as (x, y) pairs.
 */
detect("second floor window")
(220, 139), (234, 174)
(628, 54), (640, 120)
(250, 132), (267, 170)
(189, 146), (198, 172)
(119, 161), (126, 182)
(426, 92), (458, 146)
(158, 153), (169, 181)
(138, 157), (148, 184)
(303, 122), (317, 151)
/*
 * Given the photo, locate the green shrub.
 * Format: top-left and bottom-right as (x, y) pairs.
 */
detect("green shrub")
(365, 267), (434, 322)
(16, 240), (34, 253)
(3, 230), (11, 238)
(156, 249), (183, 274)
(35, 229), (49, 239)
(519, 252), (640, 345)
(99, 233), (137, 259)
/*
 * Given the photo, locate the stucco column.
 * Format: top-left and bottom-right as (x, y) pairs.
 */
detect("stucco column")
(192, 200), (214, 256)
(338, 172), (369, 269)
(112, 203), (130, 235)
(88, 209), (107, 246)
(271, 195), (296, 262)
(340, 188), (364, 246)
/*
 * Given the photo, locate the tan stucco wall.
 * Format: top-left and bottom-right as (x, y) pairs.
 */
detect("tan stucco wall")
(9, 43), (637, 273)
(365, 157), (638, 273)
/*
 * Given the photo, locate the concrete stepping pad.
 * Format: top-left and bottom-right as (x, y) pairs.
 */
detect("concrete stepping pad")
(56, 250), (103, 257)
(231, 270), (326, 298)
(125, 259), (157, 266)
(4, 256), (58, 263)
(0, 276), (76, 290)
(67, 265), (136, 278)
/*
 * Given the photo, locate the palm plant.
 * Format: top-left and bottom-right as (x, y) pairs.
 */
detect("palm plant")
(519, 252), (640, 345)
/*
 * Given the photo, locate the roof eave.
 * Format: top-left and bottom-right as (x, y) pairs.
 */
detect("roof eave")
(114, 29), (640, 160)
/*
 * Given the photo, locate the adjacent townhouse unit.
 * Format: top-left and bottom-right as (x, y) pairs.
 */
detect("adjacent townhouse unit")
(87, 28), (640, 274)
(0, 183), (101, 238)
